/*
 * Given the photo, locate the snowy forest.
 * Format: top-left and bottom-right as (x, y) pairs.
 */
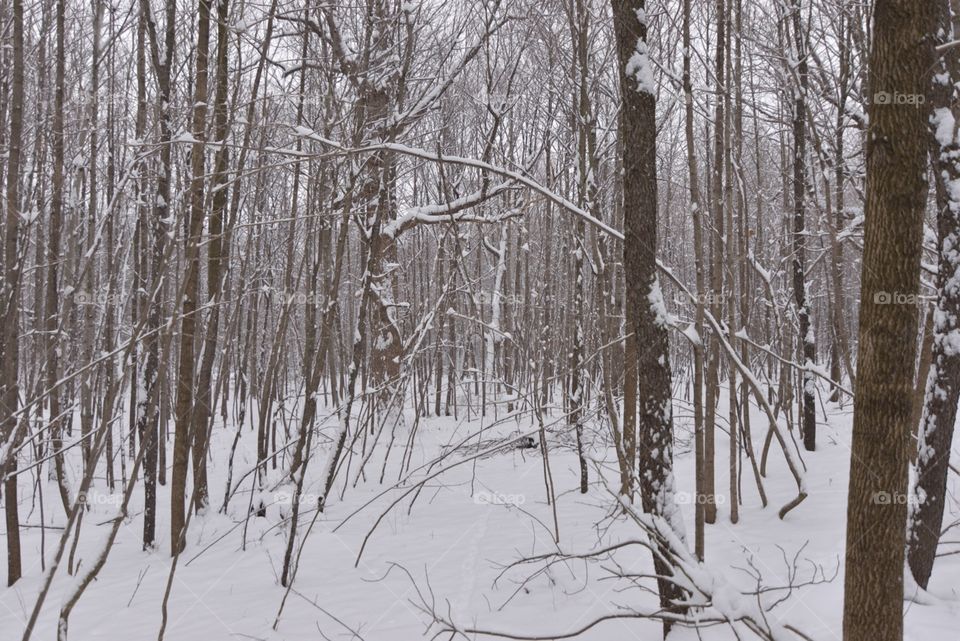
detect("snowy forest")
(0, 0), (957, 639)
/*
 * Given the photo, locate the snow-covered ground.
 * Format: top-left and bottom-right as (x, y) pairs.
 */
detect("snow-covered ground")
(2, 391), (959, 640)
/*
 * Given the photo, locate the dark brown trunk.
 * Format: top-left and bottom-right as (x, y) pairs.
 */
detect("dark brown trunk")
(843, 1), (935, 638)
(611, 0), (687, 633)
(907, 0), (960, 590)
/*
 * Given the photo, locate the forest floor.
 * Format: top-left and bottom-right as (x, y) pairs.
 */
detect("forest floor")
(2, 389), (959, 640)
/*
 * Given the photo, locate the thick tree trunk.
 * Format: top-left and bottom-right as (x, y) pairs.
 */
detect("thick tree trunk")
(611, 0), (687, 633)
(907, 0), (960, 590)
(843, 2), (935, 639)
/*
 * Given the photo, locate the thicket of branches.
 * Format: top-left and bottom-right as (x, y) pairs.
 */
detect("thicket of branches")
(0, 0), (956, 640)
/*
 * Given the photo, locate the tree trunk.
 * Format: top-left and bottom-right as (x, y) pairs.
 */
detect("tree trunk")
(171, 0), (212, 554)
(704, 0), (725, 525)
(190, 0), (231, 517)
(907, 0), (960, 590)
(790, 0), (817, 452)
(47, 0), (70, 517)
(1, 0), (25, 587)
(569, 0), (592, 494)
(611, 0), (687, 633)
(682, 0), (706, 560)
(843, 2), (935, 639)
(137, 0), (176, 551)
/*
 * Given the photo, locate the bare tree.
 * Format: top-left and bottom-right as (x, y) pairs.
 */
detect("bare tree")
(789, 0), (817, 452)
(843, 1), (935, 639)
(1, 0), (26, 587)
(907, 0), (960, 591)
(611, 0), (687, 632)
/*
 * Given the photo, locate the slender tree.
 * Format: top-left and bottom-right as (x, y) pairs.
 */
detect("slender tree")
(47, 0), (70, 516)
(1, 0), (26, 587)
(790, 0), (817, 451)
(171, 0), (212, 553)
(682, 0), (706, 559)
(137, 0), (176, 551)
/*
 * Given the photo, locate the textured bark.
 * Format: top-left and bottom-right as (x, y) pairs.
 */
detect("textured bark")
(910, 304), (934, 464)
(907, 0), (960, 590)
(843, 1), (935, 639)
(2, 0), (25, 587)
(790, 0), (817, 452)
(611, 0), (686, 633)
(351, 1), (402, 420)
